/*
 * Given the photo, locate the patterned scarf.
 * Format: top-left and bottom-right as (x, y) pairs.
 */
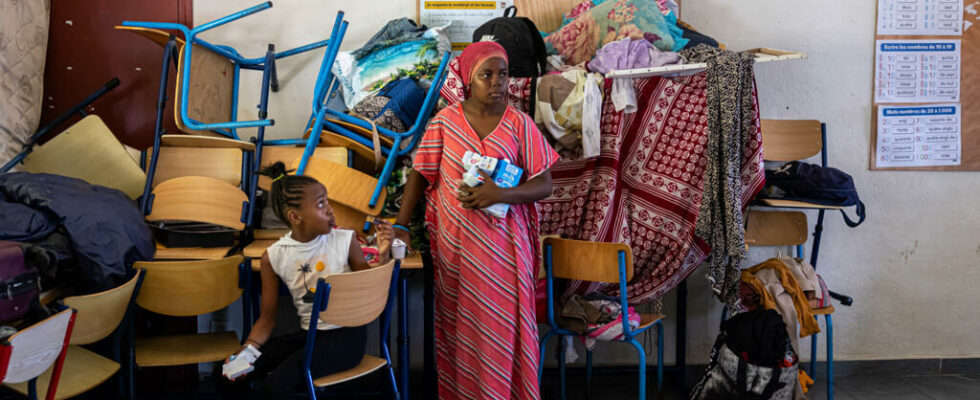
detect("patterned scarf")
(681, 44), (756, 309)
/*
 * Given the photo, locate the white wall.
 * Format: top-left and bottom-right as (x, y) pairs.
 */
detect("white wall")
(194, 0), (417, 140)
(197, 0), (980, 366)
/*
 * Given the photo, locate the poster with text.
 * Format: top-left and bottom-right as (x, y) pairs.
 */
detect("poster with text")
(876, 103), (962, 168)
(420, 1), (512, 53)
(875, 40), (961, 103)
(877, 0), (963, 36)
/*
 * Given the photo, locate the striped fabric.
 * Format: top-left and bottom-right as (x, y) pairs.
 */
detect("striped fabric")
(414, 103), (559, 400)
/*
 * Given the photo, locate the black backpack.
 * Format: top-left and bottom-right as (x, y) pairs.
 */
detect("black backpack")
(472, 6), (547, 78)
(764, 161), (867, 227)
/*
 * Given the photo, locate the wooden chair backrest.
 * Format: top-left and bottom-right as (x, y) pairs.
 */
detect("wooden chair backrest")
(305, 129), (382, 174)
(319, 260), (395, 327)
(290, 157), (386, 216)
(544, 237), (633, 284)
(1, 308), (73, 384)
(744, 211), (808, 246)
(147, 147), (243, 188)
(257, 146), (348, 191)
(133, 256), (243, 317)
(760, 119), (823, 162)
(62, 271), (142, 345)
(146, 176), (247, 230)
(114, 25), (186, 48)
(22, 115), (147, 199)
(331, 202), (375, 238)
(513, 0), (586, 33)
(116, 26), (231, 137)
(173, 43), (234, 137)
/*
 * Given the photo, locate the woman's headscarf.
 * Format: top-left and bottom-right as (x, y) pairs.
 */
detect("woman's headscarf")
(457, 41), (509, 87)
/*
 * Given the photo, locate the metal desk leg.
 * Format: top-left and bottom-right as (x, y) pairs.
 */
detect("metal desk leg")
(676, 279), (687, 388)
(423, 251), (436, 398)
(399, 272), (410, 399)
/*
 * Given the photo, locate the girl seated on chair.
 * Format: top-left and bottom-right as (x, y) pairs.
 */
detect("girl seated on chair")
(224, 161), (393, 399)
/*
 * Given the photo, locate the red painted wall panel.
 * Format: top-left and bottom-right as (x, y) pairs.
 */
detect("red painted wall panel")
(41, 0), (192, 149)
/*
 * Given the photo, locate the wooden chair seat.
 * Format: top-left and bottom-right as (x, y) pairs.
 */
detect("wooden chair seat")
(401, 253), (423, 270)
(147, 146), (244, 188)
(760, 198), (844, 210)
(39, 287), (64, 306)
(313, 355), (388, 387)
(636, 313), (665, 332)
(160, 134), (255, 151)
(6, 346), (119, 400)
(290, 157), (386, 216)
(812, 305), (835, 315)
(245, 240), (276, 271)
(306, 129), (381, 172)
(244, 240), (275, 259)
(146, 176), (248, 231)
(115, 25), (186, 48)
(135, 332), (240, 367)
(154, 243), (234, 260)
(325, 118), (396, 147)
(258, 146), (348, 191)
(22, 115), (146, 199)
(745, 211), (808, 246)
(172, 43), (235, 137)
(254, 229), (288, 240)
(759, 119), (823, 162)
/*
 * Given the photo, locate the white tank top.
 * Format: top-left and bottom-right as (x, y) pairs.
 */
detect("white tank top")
(266, 229), (354, 330)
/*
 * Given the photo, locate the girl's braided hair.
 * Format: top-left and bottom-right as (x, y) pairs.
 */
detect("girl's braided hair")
(258, 162), (319, 225)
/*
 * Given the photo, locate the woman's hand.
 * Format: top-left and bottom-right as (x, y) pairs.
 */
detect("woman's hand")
(393, 225), (411, 252)
(457, 170), (504, 209)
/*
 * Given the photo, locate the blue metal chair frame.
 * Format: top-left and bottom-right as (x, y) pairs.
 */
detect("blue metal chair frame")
(274, 13), (452, 210)
(124, 2), (333, 226)
(303, 261), (401, 400)
(125, 261), (250, 399)
(538, 245), (664, 400)
(747, 122), (844, 400)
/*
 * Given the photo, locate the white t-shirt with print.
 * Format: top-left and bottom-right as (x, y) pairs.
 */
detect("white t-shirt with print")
(266, 229), (354, 330)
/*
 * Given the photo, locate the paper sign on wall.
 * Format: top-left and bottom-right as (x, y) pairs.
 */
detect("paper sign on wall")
(877, 0), (963, 36)
(420, 1), (512, 53)
(875, 103), (962, 168)
(874, 39), (960, 103)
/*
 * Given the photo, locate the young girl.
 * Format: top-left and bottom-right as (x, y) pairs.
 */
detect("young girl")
(394, 41), (559, 400)
(225, 161), (393, 399)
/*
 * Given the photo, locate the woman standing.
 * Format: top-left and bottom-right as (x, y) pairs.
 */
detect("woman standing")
(394, 41), (559, 399)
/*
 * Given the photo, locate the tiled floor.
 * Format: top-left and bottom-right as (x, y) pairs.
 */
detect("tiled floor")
(539, 372), (980, 400)
(6, 370), (979, 399)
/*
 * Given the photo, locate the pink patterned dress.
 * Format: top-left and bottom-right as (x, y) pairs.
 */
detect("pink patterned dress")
(413, 103), (559, 400)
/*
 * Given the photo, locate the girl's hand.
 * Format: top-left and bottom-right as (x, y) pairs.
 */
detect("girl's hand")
(374, 220), (394, 263)
(224, 347), (249, 381)
(457, 170), (504, 209)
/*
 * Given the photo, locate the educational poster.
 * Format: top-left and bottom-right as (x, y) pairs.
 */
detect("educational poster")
(877, 0), (963, 35)
(874, 39), (961, 103)
(419, 1), (513, 53)
(875, 103), (962, 167)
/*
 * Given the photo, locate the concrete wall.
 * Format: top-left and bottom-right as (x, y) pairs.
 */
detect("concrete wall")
(197, 0), (980, 367)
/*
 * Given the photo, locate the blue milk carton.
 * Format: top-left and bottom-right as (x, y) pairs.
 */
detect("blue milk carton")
(460, 151), (523, 218)
(484, 158), (523, 218)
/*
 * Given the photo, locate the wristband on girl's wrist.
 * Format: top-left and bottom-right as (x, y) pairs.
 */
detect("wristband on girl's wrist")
(393, 224), (410, 233)
(246, 338), (264, 348)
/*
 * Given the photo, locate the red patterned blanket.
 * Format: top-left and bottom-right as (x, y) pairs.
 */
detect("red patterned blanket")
(538, 74), (764, 303)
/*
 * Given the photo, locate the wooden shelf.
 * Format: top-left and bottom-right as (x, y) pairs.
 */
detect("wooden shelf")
(605, 48), (806, 79)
